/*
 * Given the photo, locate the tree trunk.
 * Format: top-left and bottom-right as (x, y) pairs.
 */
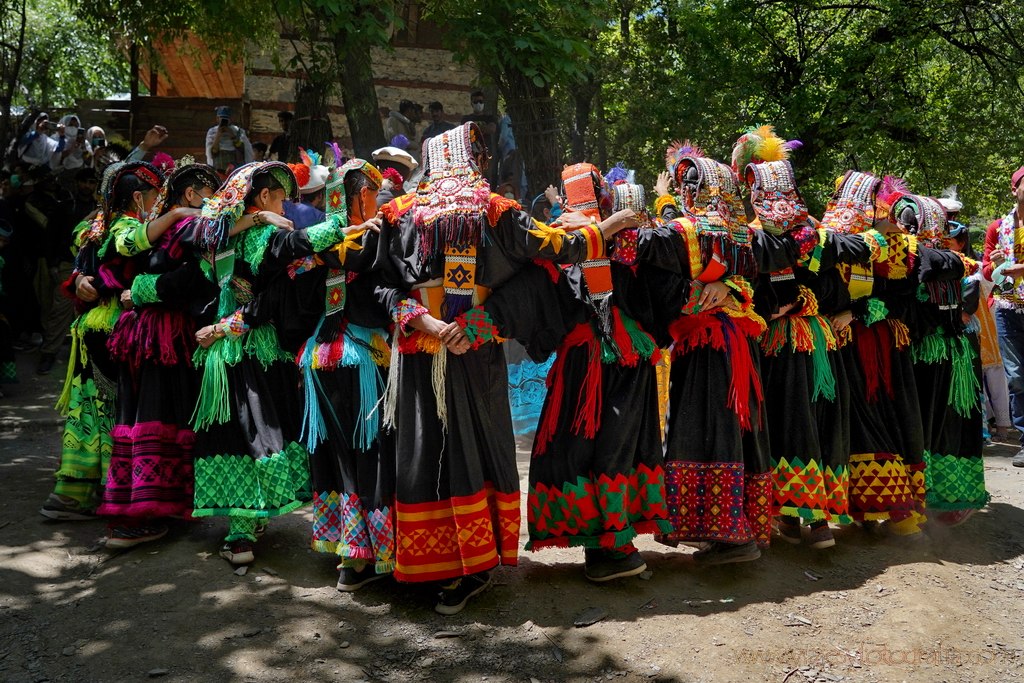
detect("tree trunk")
(570, 75), (597, 163)
(500, 70), (560, 201)
(0, 0), (27, 155)
(334, 33), (384, 160)
(288, 79), (333, 163)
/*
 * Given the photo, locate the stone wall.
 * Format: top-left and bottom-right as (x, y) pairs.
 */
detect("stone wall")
(245, 39), (479, 150)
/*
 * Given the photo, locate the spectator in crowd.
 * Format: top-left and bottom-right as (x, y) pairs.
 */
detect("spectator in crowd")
(460, 90), (498, 181)
(269, 111), (293, 161)
(37, 167), (97, 375)
(50, 114), (91, 182)
(204, 106), (253, 173)
(982, 165), (1024, 467)
(85, 126), (108, 169)
(10, 112), (57, 168)
(385, 100), (421, 151)
(370, 145), (418, 207)
(253, 141), (269, 162)
(420, 101), (455, 144)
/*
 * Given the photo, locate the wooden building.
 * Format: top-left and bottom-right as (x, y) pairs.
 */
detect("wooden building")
(78, 5), (477, 161)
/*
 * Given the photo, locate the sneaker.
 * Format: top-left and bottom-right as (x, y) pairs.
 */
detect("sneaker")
(776, 518), (802, 545)
(336, 564), (387, 592)
(220, 540), (255, 565)
(1012, 448), (1024, 468)
(36, 353), (56, 375)
(435, 572), (491, 615)
(692, 540), (761, 565)
(807, 524), (836, 549)
(39, 493), (96, 521)
(106, 523), (168, 549)
(584, 549), (647, 582)
(934, 509), (976, 527)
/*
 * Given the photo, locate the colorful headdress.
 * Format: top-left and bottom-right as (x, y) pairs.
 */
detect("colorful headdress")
(876, 175), (909, 222)
(192, 161), (297, 250)
(100, 160), (164, 232)
(561, 162), (617, 335)
(326, 158), (383, 224)
(730, 125), (800, 176)
(745, 159), (808, 235)
(819, 171), (882, 235)
(677, 155), (754, 276)
(151, 152), (175, 175)
(297, 147), (330, 194)
(665, 139), (705, 185)
(891, 193), (948, 246)
(413, 122), (491, 259)
(562, 162), (613, 220)
(150, 156), (219, 218)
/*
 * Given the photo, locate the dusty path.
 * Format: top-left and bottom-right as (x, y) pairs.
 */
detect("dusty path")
(1, 355), (1022, 683)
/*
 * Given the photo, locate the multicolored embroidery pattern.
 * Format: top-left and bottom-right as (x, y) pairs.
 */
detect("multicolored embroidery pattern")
(662, 461), (772, 547)
(771, 456), (851, 524)
(393, 485), (519, 582)
(527, 463), (672, 550)
(311, 491), (396, 572)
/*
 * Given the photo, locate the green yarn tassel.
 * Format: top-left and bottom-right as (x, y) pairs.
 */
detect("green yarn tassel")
(912, 331), (947, 364)
(622, 313), (657, 361)
(192, 336), (243, 430)
(809, 321), (837, 402)
(243, 324), (294, 368)
(949, 335), (981, 418)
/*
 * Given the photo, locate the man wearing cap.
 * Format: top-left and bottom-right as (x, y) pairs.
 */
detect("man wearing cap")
(205, 106), (254, 173)
(371, 145), (418, 207)
(982, 165), (1024, 467)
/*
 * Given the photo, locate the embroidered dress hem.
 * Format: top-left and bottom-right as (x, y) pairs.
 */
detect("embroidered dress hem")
(923, 450), (990, 511)
(662, 460), (772, 547)
(192, 440), (312, 519)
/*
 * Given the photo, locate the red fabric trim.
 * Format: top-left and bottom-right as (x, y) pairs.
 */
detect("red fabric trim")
(393, 485), (519, 583)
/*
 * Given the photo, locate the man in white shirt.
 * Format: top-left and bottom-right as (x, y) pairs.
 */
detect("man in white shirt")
(204, 105), (253, 173)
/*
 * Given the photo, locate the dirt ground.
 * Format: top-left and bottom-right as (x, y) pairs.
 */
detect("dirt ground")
(1, 353), (1023, 683)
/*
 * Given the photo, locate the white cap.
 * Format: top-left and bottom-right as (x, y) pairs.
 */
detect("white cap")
(371, 146), (418, 171)
(937, 196), (962, 213)
(301, 165), (330, 194)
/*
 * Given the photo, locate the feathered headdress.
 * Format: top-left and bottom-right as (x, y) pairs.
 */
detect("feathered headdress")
(152, 152), (175, 175)
(938, 185), (962, 214)
(730, 124), (801, 175)
(288, 163), (311, 190)
(604, 163), (630, 187)
(876, 175), (909, 219)
(665, 139), (705, 184)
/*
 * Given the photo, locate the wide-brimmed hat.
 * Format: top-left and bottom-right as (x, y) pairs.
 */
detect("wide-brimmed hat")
(371, 145), (418, 171)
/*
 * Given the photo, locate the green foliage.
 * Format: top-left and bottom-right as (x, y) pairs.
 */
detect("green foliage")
(581, 0), (1024, 222)
(15, 0), (128, 108)
(426, 0), (608, 89)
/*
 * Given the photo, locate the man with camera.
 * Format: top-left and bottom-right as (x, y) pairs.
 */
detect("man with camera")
(982, 165), (1024, 467)
(10, 112), (58, 168)
(204, 105), (253, 174)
